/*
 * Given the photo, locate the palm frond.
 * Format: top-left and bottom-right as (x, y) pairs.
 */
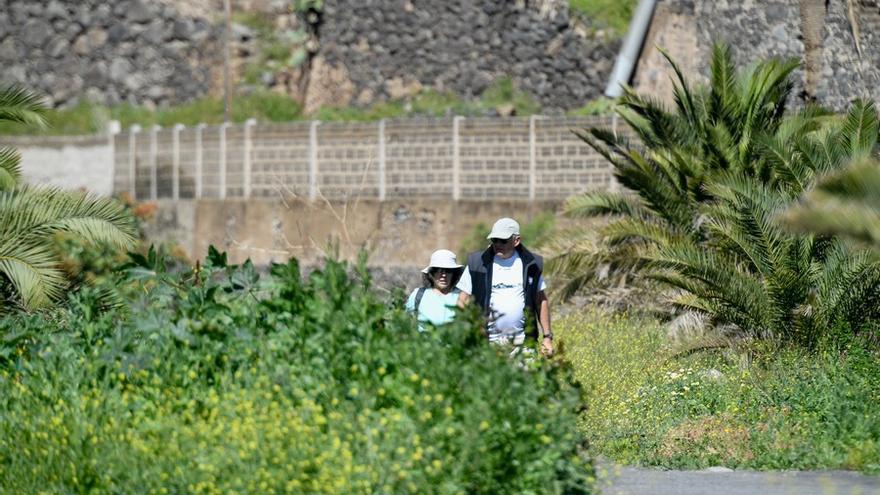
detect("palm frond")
(563, 191), (647, 219)
(0, 147), (22, 191)
(0, 187), (137, 248)
(0, 85), (47, 128)
(0, 237), (65, 310)
(617, 86), (683, 148)
(838, 99), (879, 157)
(707, 43), (738, 127)
(658, 47), (701, 130)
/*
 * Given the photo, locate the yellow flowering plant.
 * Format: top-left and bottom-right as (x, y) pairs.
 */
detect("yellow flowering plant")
(0, 248), (595, 493)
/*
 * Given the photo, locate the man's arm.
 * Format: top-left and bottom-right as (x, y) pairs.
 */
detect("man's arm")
(456, 268), (472, 307)
(537, 290), (553, 355)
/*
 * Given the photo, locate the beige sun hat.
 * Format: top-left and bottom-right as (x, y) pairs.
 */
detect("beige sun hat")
(421, 249), (464, 274)
(486, 217), (520, 240)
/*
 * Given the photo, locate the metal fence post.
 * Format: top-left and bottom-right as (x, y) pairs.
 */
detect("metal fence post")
(195, 123), (205, 199)
(172, 124), (184, 201)
(452, 116), (463, 201)
(529, 115), (539, 202)
(219, 122), (229, 199)
(128, 124), (141, 200)
(378, 119), (386, 201)
(149, 125), (160, 201)
(309, 120), (320, 201)
(107, 120), (120, 196)
(243, 118), (256, 198)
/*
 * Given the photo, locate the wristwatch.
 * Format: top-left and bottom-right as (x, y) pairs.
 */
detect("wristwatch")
(542, 331), (553, 341)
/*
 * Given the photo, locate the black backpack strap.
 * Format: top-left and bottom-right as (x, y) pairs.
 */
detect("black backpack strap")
(414, 287), (427, 315)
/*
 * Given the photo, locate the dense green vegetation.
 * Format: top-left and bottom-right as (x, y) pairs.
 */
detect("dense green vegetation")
(4, 33), (880, 492)
(558, 309), (880, 472)
(0, 251), (594, 493)
(569, 0), (637, 37)
(0, 85), (137, 311)
(541, 43), (880, 473)
(0, 92), (305, 136)
(548, 44), (880, 349)
(0, 78), (549, 135)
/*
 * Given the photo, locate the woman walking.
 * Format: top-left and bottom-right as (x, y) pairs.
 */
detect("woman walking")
(406, 249), (471, 330)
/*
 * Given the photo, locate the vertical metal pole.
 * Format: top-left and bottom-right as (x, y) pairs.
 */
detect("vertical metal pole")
(378, 119), (386, 201)
(172, 124), (184, 201)
(223, 0), (231, 123)
(529, 115), (538, 202)
(308, 120), (320, 201)
(108, 120), (120, 196)
(452, 116), (463, 201)
(219, 122), (229, 199)
(128, 124), (141, 200)
(243, 118), (256, 198)
(195, 123), (205, 199)
(149, 125), (160, 200)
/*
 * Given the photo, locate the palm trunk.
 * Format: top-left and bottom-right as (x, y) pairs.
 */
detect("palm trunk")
(799, 0), (828, 103)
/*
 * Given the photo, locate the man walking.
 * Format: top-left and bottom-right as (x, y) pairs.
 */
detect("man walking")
(466, 217), (553, 355)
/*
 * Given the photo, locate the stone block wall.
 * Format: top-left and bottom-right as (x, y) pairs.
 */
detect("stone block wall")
(635, 0), (880, 112)
(314, 0), (620, 112)
(0, 0), (220, 107)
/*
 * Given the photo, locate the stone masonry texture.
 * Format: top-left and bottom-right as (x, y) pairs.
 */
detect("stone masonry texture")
(0, 0), (875, 113)
(315, 0), (620, 112)
(639, 0), (880, 112)
(0, 0), (221, 107)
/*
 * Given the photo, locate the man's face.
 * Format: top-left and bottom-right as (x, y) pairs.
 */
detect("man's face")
(490, 235), (520, 259)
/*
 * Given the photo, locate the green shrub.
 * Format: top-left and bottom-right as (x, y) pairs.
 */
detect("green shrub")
(0, 92), (305, 135)
(557, 308), (880, 473)
(568, 0), (637, 37)
(0, 251), (595, 493)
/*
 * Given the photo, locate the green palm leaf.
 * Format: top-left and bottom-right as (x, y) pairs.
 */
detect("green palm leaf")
(838, 99), (879, 157)
(0, 147), (22, 191)
(0, 85), (47, 129)
(563, 191), (647, 219)
(0, 236), (65, 310)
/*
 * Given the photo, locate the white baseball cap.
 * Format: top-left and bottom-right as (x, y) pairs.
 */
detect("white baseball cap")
(486, 217), (520, 240)
(421, 249), (464, 274)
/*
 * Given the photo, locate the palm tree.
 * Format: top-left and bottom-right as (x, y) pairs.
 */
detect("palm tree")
(547, 46), (880, 347)
(0, 85), (137, 312)
(781, 154), (880, 247)
(546, 44), (808, 298)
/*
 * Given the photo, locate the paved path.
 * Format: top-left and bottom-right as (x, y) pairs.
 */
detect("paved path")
(596, 463), (880, 495)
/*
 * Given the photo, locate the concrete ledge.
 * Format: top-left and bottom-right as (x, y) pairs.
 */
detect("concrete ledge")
(145, 198), (564, 268)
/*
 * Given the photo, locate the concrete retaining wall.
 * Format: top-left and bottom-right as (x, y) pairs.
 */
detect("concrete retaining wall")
(146, 198), (566, 271)
(0, 135), (114, 195)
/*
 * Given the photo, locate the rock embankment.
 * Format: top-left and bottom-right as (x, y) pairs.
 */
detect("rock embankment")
(313, 0), (618, 112)
(0, 0), (219, 107)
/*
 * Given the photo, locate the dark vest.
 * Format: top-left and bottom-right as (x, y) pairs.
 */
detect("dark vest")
(467, 245), (544, 340)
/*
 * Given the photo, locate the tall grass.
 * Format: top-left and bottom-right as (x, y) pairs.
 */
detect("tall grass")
(558, 308), (880, 472)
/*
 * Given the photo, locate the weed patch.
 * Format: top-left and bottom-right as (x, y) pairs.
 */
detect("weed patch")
(557, 308), (880, 473)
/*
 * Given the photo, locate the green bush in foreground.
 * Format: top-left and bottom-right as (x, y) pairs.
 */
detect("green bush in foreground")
(558, 309), (880, 473)
(0, 251), (593, 494)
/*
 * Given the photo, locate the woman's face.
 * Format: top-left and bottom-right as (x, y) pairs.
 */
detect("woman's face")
(430, 268), (453, 292)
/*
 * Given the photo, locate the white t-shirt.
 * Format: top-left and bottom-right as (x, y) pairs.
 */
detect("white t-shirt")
(456, 268), (472, 295)
(487, 252), (546, 344)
